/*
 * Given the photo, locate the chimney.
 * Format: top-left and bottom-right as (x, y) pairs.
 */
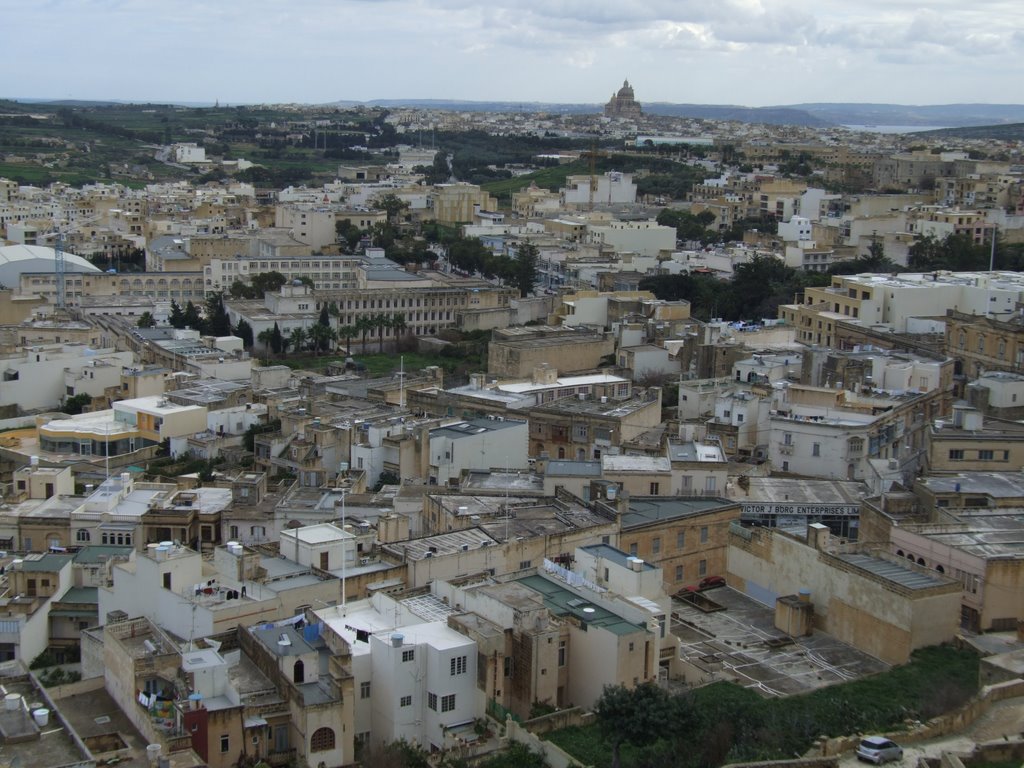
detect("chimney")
(808, 522), (830, 551)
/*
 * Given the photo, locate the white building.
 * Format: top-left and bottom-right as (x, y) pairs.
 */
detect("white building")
(316, 593), (479, 751)
(428, 418), (529, 485)
(0, 344), (134, 411)
(561, 172), (637, 207)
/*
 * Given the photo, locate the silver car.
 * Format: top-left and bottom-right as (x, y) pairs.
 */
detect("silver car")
(856, 737), (903, 764)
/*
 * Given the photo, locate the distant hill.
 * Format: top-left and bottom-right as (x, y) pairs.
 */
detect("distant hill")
(788, 103), (1024, 128)
(643, 103), (829, 127)
(913, 122), (1024, 140)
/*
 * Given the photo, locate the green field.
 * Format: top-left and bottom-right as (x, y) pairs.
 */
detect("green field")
(546, 644), (980, 768)
(481, 161), (588, 201)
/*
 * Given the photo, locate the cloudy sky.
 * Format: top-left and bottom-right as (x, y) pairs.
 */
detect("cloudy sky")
(5, 0), (1023, 106)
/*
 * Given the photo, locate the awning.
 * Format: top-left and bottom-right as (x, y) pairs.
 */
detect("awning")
(243, 716), (268, 729)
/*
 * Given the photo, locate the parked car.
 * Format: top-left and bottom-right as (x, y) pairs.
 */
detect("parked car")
(698, 575), (726, 590)
(856, 737), (903, 764)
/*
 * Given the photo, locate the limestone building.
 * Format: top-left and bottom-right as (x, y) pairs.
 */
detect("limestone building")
(604, 80), (642, 119)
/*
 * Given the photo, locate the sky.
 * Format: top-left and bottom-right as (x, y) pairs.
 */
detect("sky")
(4, 0), (1024, 107)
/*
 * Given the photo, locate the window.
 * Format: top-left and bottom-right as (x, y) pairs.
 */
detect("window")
(677, 531), (685, 549)
(450, 655), (467, 675)
(558, 640), (566, 667)
(629, 542), (638, 556)
(518, 560), (531, 570)
(812, 442), (821, 457)
(948, 450), (964, 460)
(402, 649), (415, 662)
(220, 735), (230, 753)
(651, 536), (661, 555)
(783, 432), (792, 445)
(699, 559), (708, 577)
(675, 565), (683, 581)
(360, 681), (371, 699)
(427, 692), (438, 711)
(441, 694), (456, 712)
(310, 727), (335, 753)
(649, 482), (660, 495)
(979, 450), (994, 460)
(700, 526), (708, 544)
(400, 695), (412, 707)
(76, 529), (90, 542)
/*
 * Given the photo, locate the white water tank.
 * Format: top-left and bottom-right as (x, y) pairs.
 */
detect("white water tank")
(4, 693), (21, 711)
(32, 708), (49, 727)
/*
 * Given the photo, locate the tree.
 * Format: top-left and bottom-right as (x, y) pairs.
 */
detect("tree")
(182, 300), (202, 331)
(337, 324), (357, 355)
(234, 318), (254, 349)
(288, 326), (308, 354)
(308, 323), (335, 355)
(372, 312), (390, 353)
(250, 271), (288, 297)
(205, 294), (232, 337)
(136, 311), (156, 329)
(355, 315), (373, 352)
(595, 683), (680, 768)
(256, 327), (275, 354)
(62, 393), (93, 415)
(513, 243), (539, 298)
(372, 192), (409, 224)
(169, 300), (186, 329)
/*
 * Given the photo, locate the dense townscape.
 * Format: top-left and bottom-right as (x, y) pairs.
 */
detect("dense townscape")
(2, 84), (1024, 768)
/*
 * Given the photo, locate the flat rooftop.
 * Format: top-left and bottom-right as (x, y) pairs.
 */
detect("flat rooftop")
(621, 496), (735, 530)
(836, 553), (949, 590)
(903, 512), (1024, 559)
(518, 573), (646, 637)
(580, 543), (657, 571)
(0, 664), (92, 768)
(731, 477), (870, 505)
(922, 472), (1024, 498)
(672, 587), (889, 697)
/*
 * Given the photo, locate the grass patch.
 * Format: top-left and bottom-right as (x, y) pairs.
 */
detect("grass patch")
(482, 161), (587, 202)
(546, 645), (980, 768)
(274, 351), (484, 378)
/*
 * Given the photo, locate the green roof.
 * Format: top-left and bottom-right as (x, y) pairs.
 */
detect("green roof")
(72, 546), (134, 564)
(620, 496), (735, 530)
(56, 586), (98, 604)
(18, 554), (72, 572)
(517, 574), (644, 637)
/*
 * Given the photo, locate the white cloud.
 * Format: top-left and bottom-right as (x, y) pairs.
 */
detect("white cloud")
(1, 0), (1022, 105)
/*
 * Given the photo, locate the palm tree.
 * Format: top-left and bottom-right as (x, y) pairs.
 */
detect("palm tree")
(308, 323), (336, 355)
(256, 327), (275, 354)
(392, 312), (408, 338)
(337, 324), (357, 356)
(355, 316), (373, 353)
(374, 313), (390, 353)
(288, 326), (308, 354)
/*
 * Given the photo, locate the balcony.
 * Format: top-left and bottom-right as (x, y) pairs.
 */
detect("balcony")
(265, 748), (297, 767)
(778, 444), (794, 455)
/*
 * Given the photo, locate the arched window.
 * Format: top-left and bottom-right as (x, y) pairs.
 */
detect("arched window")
(896, 549), (904, 557)
(917, 557), (926, 566)
(936, 564), (945, 573)
(76, 529), (90, 543)
(293, 659), (305, 684)
(310, 727), (335, 752)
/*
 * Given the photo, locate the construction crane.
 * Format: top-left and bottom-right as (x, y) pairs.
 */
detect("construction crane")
(580, 143), (609, 212)
(41, 212), (105, 311)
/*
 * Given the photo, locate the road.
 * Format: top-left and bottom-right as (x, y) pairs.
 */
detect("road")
(837, 697), (1024, 768)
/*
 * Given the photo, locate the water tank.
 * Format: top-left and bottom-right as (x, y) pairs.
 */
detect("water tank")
(146, 744), (162, 764)
(29, 455), (39, 467)
(606, 486), (617, 501)
(798, 588), (811, 603)
(4, 693), (21, 711)
(32, 708), (49, 727)
(391, 633), (404, 648)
